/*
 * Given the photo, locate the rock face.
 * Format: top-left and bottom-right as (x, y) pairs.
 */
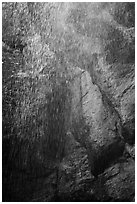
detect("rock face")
(67, 54), (135, 201)
(104, 159), (135, 201)
(2, 3), (135, 200)
(29, 132), (134, 202)
(70, 67), (125, 177)
(89, 54), (135, 145)
(93, 157), (135, 201)
(3, 44), (135, 202)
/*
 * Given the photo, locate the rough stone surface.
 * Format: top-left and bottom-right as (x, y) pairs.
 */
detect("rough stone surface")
(3, 49), (135, 202)
(3, 7), (135, 200)
(70, 67), (125, 177)
(89, 54), (135, 144)
(24, 133), (96, 202)
(102, 158), (134, 201)
(30, 133), (135, 202)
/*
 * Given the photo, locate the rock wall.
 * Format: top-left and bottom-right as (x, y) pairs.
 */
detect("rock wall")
(3, 2), (135, 201)
(3, 45), (135, 202)
(68, 56), (135, 201)
(70, 67), (125, 177)
(89, 54), (135, 145)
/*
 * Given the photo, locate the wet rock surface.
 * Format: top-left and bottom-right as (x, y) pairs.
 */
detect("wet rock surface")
(70, 68), (125, 177)
(3, 2), (135, 202)
(3, 51), (135, 202)
(90, 55), (135, 145)
(31, 133), (135, 202)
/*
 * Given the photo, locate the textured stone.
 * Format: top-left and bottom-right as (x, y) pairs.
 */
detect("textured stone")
(70, 67), (125, 177)
(104, 158), (135, 201)
(89, 54), (135, 144)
